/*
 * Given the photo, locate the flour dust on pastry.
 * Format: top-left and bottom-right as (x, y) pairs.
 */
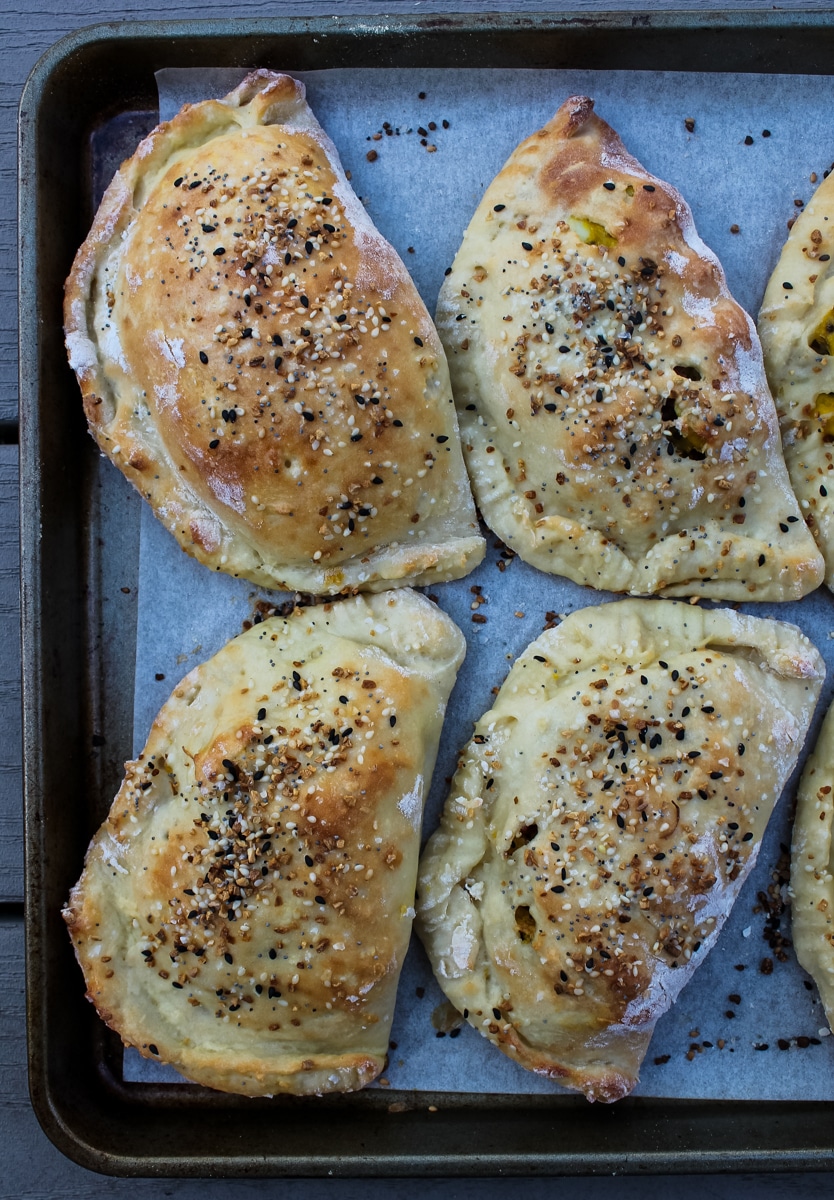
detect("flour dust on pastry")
(790, 698), (834, 1031)
(64, 70), (483, 595)
(760, 174), (834, 591)
(416, 600), (823, 1102)
(63, 590), (465, 1096)
(439, 94), (822, 601)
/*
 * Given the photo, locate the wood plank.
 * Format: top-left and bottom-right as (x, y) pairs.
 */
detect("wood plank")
(0, 445), (20, 903)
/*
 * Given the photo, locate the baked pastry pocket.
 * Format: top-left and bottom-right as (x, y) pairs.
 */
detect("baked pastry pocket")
(439, 95), (822, 601)
(760, 172), (834, 591)
(65, 70), (483, 595)
(791, 698), (834, 1030)
(417, 598), (823, 1101)
(64, 590), (465, 1096)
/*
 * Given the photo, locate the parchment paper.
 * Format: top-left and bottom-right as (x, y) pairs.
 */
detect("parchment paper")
(123, 66), (834, 1098)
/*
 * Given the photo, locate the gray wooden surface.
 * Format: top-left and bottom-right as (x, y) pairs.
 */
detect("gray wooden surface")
(7, 1), (834, 1195)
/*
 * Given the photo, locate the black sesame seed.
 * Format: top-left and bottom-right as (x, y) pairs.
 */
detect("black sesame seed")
(241, 328), (252, 339)
(213, 247), (225, 257)
(493, 204), (506, 212)
(551, 885), (565, 893)
(445, 267), (452, 276)
(437, 435), (449, 443)
(274, 357), (283, 369)
(742, 831), (753, 841)
(820, 254), (831, 262)
(643, 184), (655, 192)
(779, 522), (789, 532)
(710, 771), (723, 780)
(390, 715), (397, 726)
(618, 256), (626, 266)
(269, 948), (277, 959)
(272, 334), (283, 346)
(287, 219), (298, 229)
(640, 675), (648, 685)
(821, 486), (828, 497)
(414, 336), (424, 346)
(616, 814), (625, 829)
(173, 177), (183, 187)
(603, 181), (615, 191)
(315, 895), (326, 905)
(199, 350), (209, 364)
(758, 553), (766, 566)
(393, 419), (403, 427)
(300, 295), (309, 307)
(559, 345), (570, 354)
(224, 953), (233, 964)
(783, 282), (793, 290)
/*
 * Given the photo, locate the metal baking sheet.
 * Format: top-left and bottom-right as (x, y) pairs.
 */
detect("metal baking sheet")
(122, 64), (834, 1102)
(19, 13), (834, 1176)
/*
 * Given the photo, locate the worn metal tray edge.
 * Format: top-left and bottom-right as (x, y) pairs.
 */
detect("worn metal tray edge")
(19, 10), (834, 1178)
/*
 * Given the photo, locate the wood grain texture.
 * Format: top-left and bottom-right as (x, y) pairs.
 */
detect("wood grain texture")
(0, 445), (20, 904)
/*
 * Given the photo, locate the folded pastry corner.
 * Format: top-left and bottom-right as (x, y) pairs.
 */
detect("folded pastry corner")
(64, 589), (465, 1096)
(65, 70), (483, 595)
(416, 599), (823, 1101)
(439, 94), (822, 601)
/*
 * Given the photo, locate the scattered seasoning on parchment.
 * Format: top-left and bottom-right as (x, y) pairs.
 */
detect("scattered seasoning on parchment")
(730, 224), (740, 234)
(684, 117), (695, 132)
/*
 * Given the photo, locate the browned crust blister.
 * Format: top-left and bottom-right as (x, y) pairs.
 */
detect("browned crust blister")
(63, 591), (465, 1096)
(438, 95), (822, 601)
(64, 70), (483, 595)
(416, 600), (823, 1101)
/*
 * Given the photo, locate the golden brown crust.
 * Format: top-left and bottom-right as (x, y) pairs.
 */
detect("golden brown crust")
(790, 699), (834, 1030)
(65, 71), (483, 594)
(759, 175), (834, 591)
(438, 95), (822, 600)
(63, 590), (465, 1096)
(416, 600), (823, 1101)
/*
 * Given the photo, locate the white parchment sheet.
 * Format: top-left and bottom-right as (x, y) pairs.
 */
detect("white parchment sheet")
(124, 67), (834, 1098)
